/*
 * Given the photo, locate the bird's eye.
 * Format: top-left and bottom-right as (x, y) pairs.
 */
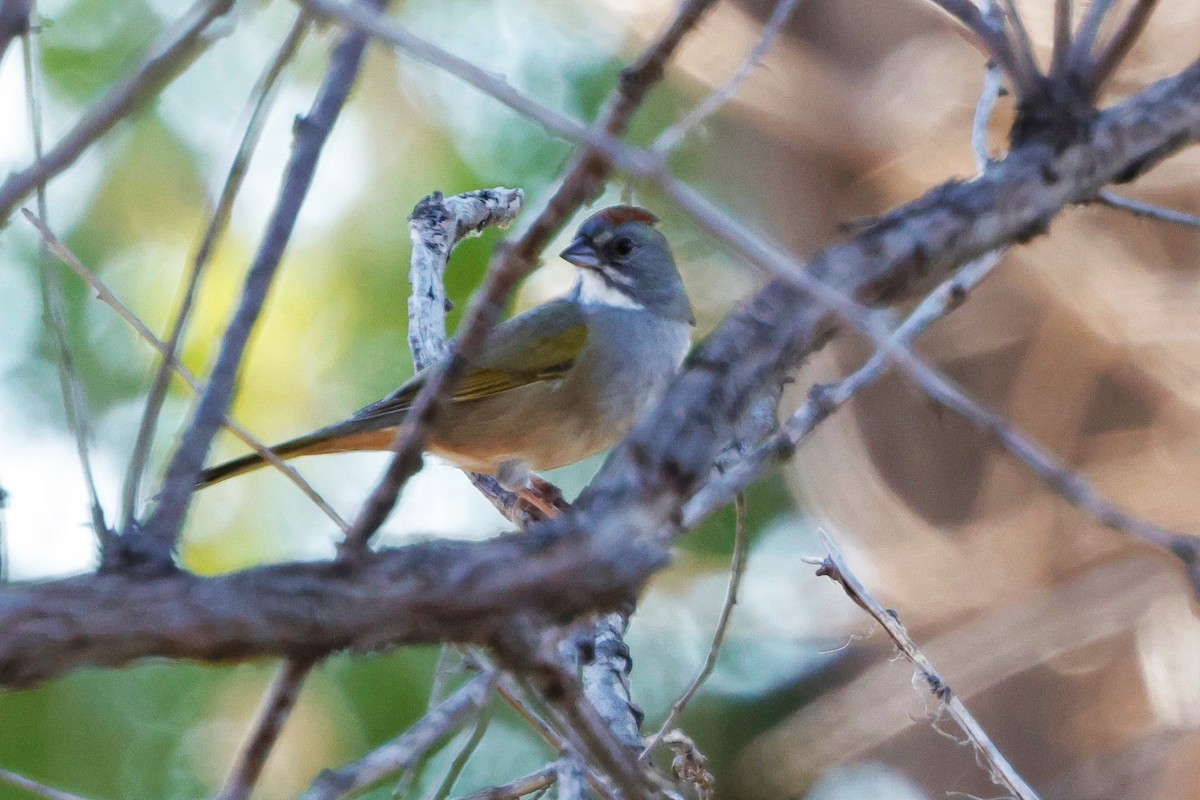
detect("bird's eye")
(613, 237), (635, 257)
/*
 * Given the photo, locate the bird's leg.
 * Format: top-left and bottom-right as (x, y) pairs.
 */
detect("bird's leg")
(497, 460), (570, 519)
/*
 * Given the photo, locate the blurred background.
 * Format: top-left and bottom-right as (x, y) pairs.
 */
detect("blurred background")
(1, 0), (1199, 798)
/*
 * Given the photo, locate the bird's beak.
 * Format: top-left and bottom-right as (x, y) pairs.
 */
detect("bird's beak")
(559, 236), (600, 269)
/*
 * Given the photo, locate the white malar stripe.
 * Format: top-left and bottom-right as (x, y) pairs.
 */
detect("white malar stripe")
(577, 269), (645, 310)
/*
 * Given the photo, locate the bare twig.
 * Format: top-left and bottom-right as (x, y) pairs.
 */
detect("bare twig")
(579, 614), (643, 752)
(1097, 189), (1200, 227)
(424, 702), (493, 800)
(0, 769), (91, 800)
(21, 26), (112, 553)
(653, 0), (802, 154)
(642, 492), (749, 761)
(998, 0), (1042, 88)
(1050, 0), (1073, 78)
(453, 766), (557, 800)
(21, 210), (349, 531)
(0, 0), (236, 223)
(808, 530), (1041, 800)
(681, 249), (1005, 528)
(138, 0), (385, 568)
(1088, 0), (1161, 93)
(973, 62), (1004, 169)
(122, 9), (312, 530)
(553, 759), (585, 800)
(216, 657), (315, 800)
(337, 188), (525, 558)
(301, 672), (495, 800)
(0, 0), (31, 65)
(920, 0), (1030, 95)
(1067, 0), (1116, 79)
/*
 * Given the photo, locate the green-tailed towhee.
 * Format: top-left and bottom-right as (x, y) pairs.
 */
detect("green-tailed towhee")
(197, 205), (694, 503)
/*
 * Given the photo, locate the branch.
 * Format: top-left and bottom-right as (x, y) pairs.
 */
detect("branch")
(215, 657), (315, 800)
(1097, 189), (1200, 227)
(338, 188), (526, 557)
(0, 769), (90, 800)
(642, 493), (748, 759)
(20, 210), (349, 531)
(136, 0), (386, 567)
(300, 672), (494, 800)
(122, 9), (312, 530)
(0, 0), (235, 224)
(808, 530), (1041, 800)
(1087, 0), (1160, 93)
(453, 765), (556, 800)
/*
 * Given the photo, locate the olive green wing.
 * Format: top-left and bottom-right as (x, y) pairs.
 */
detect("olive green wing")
(349, 299), (588, 425)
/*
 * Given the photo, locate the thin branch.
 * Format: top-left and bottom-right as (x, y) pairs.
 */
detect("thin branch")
(997, 0), (1042, 87)
(681, 250), (1005, 529)
(21, 210), (349, 531)
(122, 9), (312, 531)
(300, 672), (495, 800)
(641, 492), (748, 761)
(215, 657), (315, 800)
(0, 769), (91, 800)
(920, 0), (1030, 96)
(336, 188), (526, 558)
(0, 0), (31, 66)
(423, 702), (493, 800)
(1050, 0), (1072, 78)
(0, 0), (236, 223)
(1067, 0), (1116, 79)
(453, 766), (557, 800)
(1097, 189), (1200, 227)
(21, 25), (112, 552)
(137, 0), (385, 567)
(652, 0), (802, 154)
(807, 530), (1042, 800)
(973, 61), (1004, 169)
(553, 759), (586, 800)
(1088, 0), (1162, 93)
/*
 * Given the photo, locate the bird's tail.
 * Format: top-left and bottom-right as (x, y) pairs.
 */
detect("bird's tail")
(196, 422), (393, 488)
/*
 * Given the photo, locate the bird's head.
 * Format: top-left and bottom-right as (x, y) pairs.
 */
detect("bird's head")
(559, 206), (694, 325)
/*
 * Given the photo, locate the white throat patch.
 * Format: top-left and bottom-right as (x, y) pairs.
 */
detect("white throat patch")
(577, 270), (645, 311)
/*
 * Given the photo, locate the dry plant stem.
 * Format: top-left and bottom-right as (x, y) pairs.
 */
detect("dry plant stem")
(1067, 0), (1115, 79)
(216, 657), (315, 800)
(139, 0), (385, 567)
(1088, 0), (1161, 93)
(338, 190), (525, 561)
(301, 672), (495, 800)
(579, 614), (642, 752)
(424, 702), (493, 800)
(20, 210), (350, 531)
(998, 0), (1041, 87)
(1050, 0), (1072, 78)
(681, 249), (1005, 528)
(554, 760), (586, 800)
(0, 0), (31, 65)
(122, 10), (312, 530)
(454, 766), (557, 800)
(0, 769), (91, 800)
(0, 0), (235, 223)
(921, 0), (1028, 95)
(652, 0), (802, 154)
(973, 62), (1004, 169)
(1097, 189), (1200, 227)
(642, 492), (748, 762)
(21, 28), (111, 551)
(809, 530), (1041, 800)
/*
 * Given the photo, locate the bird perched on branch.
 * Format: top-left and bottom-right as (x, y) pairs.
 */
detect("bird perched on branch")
(198, 206), (694, 512)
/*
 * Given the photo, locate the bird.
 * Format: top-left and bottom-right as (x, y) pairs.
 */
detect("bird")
(197, 205), (695, 513)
